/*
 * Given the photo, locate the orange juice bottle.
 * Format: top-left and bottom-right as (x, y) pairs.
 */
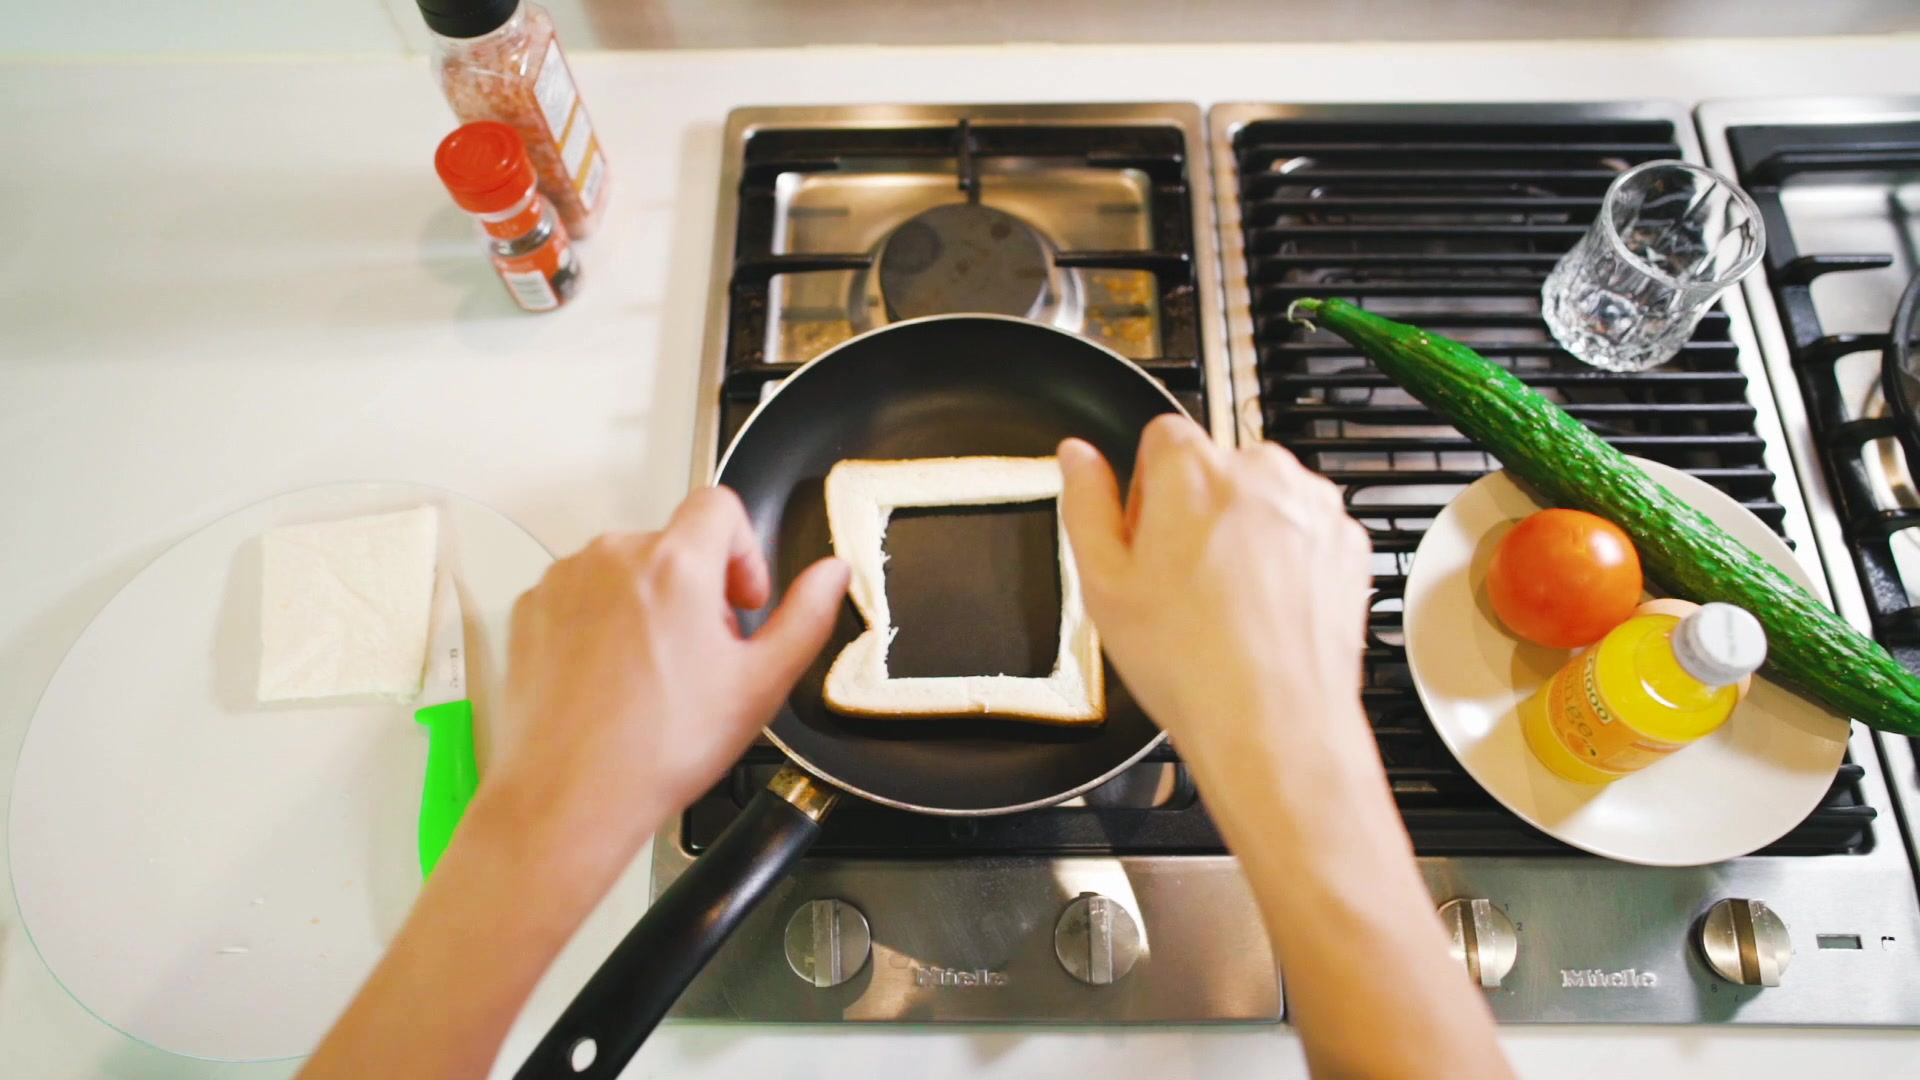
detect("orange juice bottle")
(1520, 603), (1767, 784)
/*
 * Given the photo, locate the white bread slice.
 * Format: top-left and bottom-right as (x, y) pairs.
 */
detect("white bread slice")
(256, 506), (439, 703)
(821, 456), (1105, 725)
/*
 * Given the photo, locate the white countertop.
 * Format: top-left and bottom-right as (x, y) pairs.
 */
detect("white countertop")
(6, 35), (1920, 1079)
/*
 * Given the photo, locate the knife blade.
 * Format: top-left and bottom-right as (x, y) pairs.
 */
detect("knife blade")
(414, 569), (477, 877)
(418, 567), (468, 708)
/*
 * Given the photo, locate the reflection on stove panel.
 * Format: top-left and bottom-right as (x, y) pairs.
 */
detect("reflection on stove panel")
(768, 166), (1161, 363)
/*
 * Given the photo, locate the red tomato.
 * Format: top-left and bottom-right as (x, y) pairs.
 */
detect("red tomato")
(1485, 509), (1643, 648)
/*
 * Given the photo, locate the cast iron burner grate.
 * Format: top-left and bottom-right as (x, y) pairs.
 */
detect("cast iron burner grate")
(1230, 115), (1873, 857)
(1728, 125), (1920, 664)
(1728, 119), (1920, 739)
(715, 118), (1209, 451)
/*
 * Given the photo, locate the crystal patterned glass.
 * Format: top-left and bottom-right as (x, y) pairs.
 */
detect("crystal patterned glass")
(1542, 160), (1765, 372)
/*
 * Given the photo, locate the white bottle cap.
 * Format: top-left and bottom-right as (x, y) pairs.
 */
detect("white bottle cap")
(1671, 603), (1768, 688)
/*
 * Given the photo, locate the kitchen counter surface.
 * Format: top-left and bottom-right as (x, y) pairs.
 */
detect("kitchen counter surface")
(6, 35), (1920, 1079)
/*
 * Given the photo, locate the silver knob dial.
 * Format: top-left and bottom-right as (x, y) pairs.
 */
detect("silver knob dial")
(1055, 893), (1142, 985)
(1438, 898), (1518, 989)
(784, 898), (871, 988)
(1698, 898), (1792, 987)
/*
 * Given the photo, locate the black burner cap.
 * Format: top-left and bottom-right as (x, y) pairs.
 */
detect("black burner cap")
(879, 203), (1050, 321)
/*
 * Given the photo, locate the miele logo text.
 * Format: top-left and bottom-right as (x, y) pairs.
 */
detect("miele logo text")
(1560, 968), (1659, 989)
(911, 964), (1009, 988)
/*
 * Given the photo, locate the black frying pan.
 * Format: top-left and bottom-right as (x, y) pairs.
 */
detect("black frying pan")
(516, 316), (1182, 1078)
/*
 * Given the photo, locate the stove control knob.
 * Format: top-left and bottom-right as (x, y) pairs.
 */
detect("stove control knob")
(1438, 898), (1518, 989)
(784, 898), (871, 988)
(1055, 893), (1142, 985)
(1698, 898), (1792, 987)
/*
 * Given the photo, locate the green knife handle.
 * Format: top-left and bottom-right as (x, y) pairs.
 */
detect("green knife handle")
(414, 699), (478, 878)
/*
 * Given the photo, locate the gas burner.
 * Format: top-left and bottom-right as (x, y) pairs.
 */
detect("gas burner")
(857, 200), (1084, 340)
(740, 114), (1204, 378)
(877, 203), (1056, 321)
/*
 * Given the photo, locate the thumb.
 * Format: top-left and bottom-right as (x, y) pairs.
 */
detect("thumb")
(743, 556), (851, 704)
(1057, 438), (1127, 585)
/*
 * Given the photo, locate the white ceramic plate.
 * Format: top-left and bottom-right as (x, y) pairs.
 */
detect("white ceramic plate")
(8, 483), (551, 1061)
(1402, 457), (1851, 867)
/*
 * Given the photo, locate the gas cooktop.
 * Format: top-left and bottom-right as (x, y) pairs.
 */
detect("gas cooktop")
(663, 100), (1920, 1027)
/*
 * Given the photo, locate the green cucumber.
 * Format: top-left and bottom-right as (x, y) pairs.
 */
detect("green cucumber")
(1291, 296), (1920, 737)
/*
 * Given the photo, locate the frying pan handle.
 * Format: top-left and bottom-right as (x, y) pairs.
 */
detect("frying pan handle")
(513, 765), (839, 1079)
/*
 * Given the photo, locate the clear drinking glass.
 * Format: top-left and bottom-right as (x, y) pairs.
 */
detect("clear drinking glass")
(1541, 160), (1765, 372)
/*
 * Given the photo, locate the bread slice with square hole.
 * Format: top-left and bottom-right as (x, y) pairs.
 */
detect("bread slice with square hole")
(821, 456), (1105, 725)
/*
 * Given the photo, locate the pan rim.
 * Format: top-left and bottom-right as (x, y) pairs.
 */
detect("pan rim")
(715, 312), (1190, 477)
(714, 312), (1185, 816)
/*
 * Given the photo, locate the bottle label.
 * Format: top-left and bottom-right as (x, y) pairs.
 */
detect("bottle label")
(534, 39), (605, 206)
(493, 228), (575, 313)
(1544, 650), (1687, 776)
(500, 268), (558, 312)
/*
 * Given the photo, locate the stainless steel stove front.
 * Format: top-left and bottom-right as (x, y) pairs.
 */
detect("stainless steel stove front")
(650, 850), (1278, 1022)
(664, 102), (1278, 1025)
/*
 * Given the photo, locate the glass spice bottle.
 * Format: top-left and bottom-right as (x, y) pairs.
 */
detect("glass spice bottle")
(436, 121), (581, 313)
(417, 0), (608, 238)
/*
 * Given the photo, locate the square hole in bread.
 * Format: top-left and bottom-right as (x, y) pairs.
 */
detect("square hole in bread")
(822, 456), (1104, 723)
(884, 501), (1062, 678)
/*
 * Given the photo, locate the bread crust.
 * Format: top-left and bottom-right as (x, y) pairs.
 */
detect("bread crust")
(820, 456), (1106, 725)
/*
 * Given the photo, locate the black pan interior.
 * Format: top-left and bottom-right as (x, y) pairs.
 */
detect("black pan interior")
(720, 316), (1179, 813)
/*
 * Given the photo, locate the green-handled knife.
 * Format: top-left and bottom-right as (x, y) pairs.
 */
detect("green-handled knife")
(415, 569), (477, 878)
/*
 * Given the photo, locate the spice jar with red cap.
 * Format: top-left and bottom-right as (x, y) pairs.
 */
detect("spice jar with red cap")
(417, 0), (606, 239)
(436, 120), (581, 313)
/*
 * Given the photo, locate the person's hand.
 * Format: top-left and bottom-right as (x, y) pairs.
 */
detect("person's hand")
(1059, 419), (1517, 1080)
(483, 487), (850, 868)
(1058, 416), (1374, 770)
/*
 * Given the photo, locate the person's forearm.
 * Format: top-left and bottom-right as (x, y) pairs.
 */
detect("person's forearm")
(299, 778), (666, 1080)
(1185, 700), (1514, 1080)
